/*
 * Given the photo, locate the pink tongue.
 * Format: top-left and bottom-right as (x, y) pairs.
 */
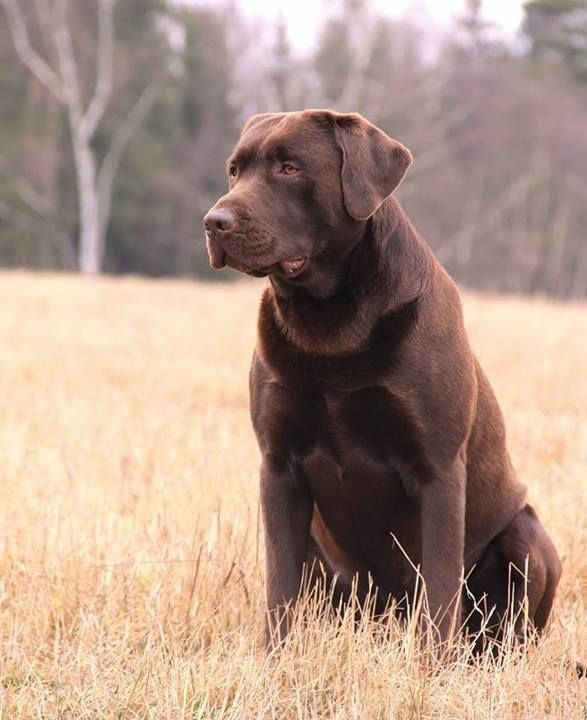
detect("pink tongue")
(281, 257), (305, 274)
(206, 234), (226, 269)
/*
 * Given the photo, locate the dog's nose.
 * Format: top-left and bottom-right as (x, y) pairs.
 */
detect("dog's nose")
(203, 207), (236, 234)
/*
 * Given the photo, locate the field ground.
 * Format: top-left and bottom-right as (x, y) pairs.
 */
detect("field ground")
(0, 271), (585, 719)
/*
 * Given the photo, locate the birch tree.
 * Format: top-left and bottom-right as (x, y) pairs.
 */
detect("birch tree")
(1, 0), (158, 274)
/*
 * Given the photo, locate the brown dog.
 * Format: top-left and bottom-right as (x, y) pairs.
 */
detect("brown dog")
(203, 110), (561, 648)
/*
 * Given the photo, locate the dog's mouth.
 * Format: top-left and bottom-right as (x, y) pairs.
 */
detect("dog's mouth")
(206, 230), (308, 279)
(222, 254), (308, 279)
(244, 256), (307, 279)
(279, 256), (307, 277)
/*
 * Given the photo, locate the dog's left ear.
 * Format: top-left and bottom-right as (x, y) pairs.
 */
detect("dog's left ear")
(333, 113), (412, 221)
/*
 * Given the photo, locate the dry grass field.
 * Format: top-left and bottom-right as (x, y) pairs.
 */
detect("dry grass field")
(0, 271), (585, 719)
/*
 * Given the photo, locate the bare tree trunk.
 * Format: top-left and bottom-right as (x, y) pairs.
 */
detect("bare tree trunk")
(52, 0), (111, 275)
(72, 138), (100, 274)
(1, 0), (157, 275)
(571, 243), (587, 299)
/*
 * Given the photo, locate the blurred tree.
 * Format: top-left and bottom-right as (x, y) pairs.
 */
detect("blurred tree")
(0, 10), (75, 268)
(315, 0), (376, 109)
(1, 0), (161, 274)
(106, 3), (239, 277)
(524, 0), (587, 83)
(315, 13), (353, 104)
(271, 16), (293, 111)
(0, 0), (585, 297)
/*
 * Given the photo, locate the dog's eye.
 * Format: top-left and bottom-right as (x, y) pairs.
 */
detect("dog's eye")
(229, 164), (238, 178)
(280, 164), (299, 176)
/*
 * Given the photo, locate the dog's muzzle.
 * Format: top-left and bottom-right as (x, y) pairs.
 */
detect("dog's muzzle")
(203, 207), (236, 269)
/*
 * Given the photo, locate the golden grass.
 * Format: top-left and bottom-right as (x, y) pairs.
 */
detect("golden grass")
(0, 271), (585, 719)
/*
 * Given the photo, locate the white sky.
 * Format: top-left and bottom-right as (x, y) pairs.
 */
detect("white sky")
(237, 0), (525, 51)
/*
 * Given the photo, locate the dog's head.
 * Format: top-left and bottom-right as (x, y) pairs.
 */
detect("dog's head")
(203, 110), (411, 294)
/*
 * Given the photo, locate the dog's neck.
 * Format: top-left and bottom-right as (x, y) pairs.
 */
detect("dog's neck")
(263, 197), (435, 357)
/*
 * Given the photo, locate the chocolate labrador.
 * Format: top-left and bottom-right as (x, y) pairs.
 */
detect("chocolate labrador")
(203, 110), (561, 648)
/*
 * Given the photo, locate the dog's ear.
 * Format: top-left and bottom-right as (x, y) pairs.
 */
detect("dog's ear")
(333, 113), (412, 221)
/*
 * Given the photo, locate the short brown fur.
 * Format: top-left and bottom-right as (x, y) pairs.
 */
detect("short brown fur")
(203, 109), (561, 649)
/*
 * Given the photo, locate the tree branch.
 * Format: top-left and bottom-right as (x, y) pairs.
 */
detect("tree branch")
(52, 0), (84, 127)
(14, 179), (52, 215)
(32, 0), (51, 30)
(0, 199), (26, 225)
(1, 0), (64, 101)
(32, 0), (58, 64)
(79, 0), (115, 141)
(97, 82), (159, 243)
(0, 153), (51, 214)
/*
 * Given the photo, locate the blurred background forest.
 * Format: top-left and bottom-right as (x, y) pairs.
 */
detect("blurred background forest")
(1, 0), (586, 298)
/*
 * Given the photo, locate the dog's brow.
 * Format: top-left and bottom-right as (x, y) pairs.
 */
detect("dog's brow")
(264, 143), (302, 162)
(229, 146), (256, 169)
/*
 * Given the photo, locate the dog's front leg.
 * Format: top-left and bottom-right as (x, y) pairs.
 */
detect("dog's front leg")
(260, 456), (313, 648)
(419, 457), (466, 646)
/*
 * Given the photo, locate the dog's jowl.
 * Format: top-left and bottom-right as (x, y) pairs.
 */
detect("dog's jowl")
(203, 110), (561, 648)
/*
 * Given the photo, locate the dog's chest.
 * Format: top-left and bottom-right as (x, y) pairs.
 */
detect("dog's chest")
(297, 385), (422, 475)
(298, 385), (422, 569)
(296, 385), (421, 505)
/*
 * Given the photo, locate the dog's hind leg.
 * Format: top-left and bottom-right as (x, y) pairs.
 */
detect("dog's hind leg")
(497, 504), (561, 633)
(464, 504), (561, 650)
